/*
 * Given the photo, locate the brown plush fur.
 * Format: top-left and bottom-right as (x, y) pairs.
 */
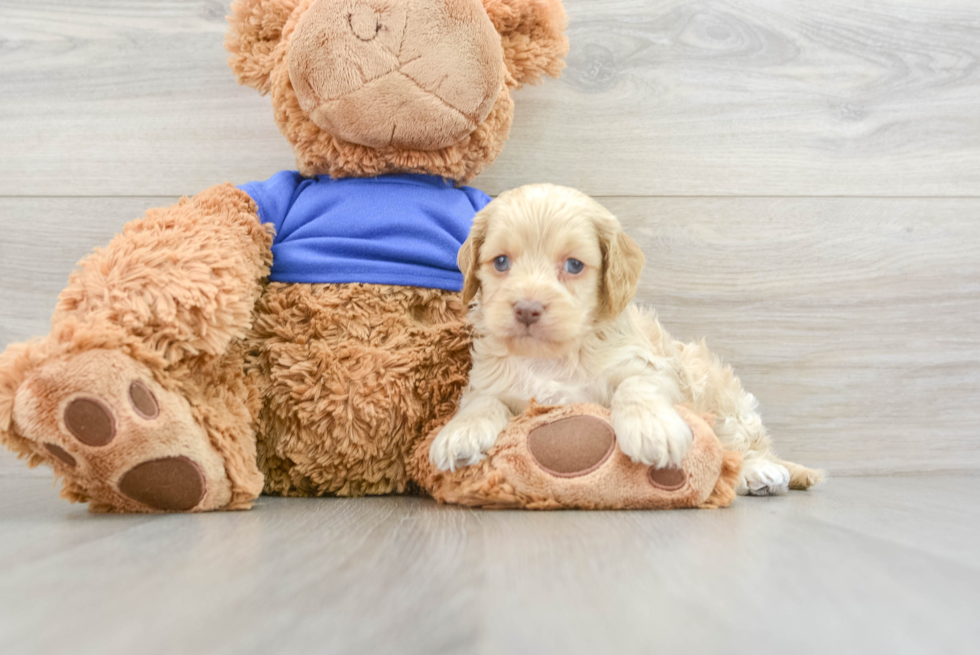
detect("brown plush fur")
(411, 403), (742, 510)
(484, 0), (568, 86)
(700, 450), (742, 510)
(246, 283), (472, 496)
(1, 0), (572, 513)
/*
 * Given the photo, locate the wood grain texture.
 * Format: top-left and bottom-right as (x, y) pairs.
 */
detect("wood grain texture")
(0, 197), (175, 346)
(0, 452), (43, 478)
(0, 474), (978, 655)
(2, 196), (978, 477)
(1, 0), (979, 197)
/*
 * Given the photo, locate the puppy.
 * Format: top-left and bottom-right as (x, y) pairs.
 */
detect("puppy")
(430, 184), (824, 495)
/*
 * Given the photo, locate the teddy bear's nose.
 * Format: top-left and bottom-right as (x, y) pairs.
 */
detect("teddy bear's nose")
(348, 4), (382, 41)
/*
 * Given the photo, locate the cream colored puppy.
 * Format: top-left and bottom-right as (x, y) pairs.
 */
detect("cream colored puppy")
(430, 184), (824, 495)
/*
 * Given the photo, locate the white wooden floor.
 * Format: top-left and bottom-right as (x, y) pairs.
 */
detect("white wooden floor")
(1, 1), (979, 652)
(1, 474), (978, 655)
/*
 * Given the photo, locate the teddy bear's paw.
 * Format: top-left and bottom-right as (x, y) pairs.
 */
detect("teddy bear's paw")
(12, 349), (233, 512)
(736, 458), (790, 496)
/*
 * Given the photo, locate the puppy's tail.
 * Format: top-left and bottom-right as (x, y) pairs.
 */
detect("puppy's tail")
(777, 459), (826, 490)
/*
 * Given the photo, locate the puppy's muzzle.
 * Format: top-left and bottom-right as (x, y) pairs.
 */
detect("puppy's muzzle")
(514, 300), (544, 326)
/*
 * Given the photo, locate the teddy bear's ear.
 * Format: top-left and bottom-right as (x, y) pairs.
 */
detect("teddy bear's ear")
(226, 0), (300, 94)
(483, 0), (569, 89)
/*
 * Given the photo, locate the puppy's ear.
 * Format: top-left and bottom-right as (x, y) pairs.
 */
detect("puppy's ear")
(483, 0), (569, 89)
(226, 0), (299, 94)
(598, 229), (645, 320)
(458, 209), (490, 304)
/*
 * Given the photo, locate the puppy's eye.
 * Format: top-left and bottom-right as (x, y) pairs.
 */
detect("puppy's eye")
(564, 258), (585, 275)
(493, 255), (511, 272)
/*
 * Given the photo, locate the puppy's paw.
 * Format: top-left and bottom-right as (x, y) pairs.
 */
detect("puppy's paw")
(737, 459), (791, 496)
(429, 413), (509, 472)
(612, 403), (693, 469)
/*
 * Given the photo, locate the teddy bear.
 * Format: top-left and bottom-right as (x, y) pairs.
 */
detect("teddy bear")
(0, 0), (738, 513)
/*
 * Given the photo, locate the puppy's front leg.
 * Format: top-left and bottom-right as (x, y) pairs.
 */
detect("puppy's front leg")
(430, 395), (513, 472)
(611, 374), (693, 468)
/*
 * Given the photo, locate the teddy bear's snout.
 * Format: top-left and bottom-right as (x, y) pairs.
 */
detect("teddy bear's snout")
(288, 0), (504, 151)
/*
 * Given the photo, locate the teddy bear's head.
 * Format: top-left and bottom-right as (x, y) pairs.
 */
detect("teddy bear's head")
(226, 0), (568, 183)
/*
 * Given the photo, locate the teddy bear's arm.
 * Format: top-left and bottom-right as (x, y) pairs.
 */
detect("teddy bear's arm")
(51, 183), (274, 364)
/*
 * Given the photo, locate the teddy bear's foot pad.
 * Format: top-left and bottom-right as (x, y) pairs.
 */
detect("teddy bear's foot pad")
(526, 415), (615, 477)
(12, 349), (231, 512)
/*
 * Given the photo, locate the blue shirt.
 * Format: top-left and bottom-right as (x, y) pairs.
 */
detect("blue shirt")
(239, 172), (491, 291)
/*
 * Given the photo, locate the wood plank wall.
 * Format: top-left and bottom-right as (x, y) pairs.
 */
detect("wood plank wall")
(2, 0), (978, 477)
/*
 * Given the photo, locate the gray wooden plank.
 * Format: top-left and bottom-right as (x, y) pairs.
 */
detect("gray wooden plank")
(2, 196), (978, 476)
(0, 474), (978, 655)
(0, 452), (43, 477)
(779, 471), (980, 570)
(0, 197), (175, 346)
(478, 488), (980, 655)
(1, 1), (979, 197)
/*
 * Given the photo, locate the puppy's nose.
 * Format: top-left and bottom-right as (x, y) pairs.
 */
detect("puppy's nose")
(514, 300), (544, 326)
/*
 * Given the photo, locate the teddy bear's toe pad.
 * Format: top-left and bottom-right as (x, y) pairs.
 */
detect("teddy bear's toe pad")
(128, 381), (159, 419)
(64, 397), (116, 446)
(527, 416), (615, 477)
(118, 457), (206, 511)
(648, 467), (686, 490)
(44, 443), (78, 467)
